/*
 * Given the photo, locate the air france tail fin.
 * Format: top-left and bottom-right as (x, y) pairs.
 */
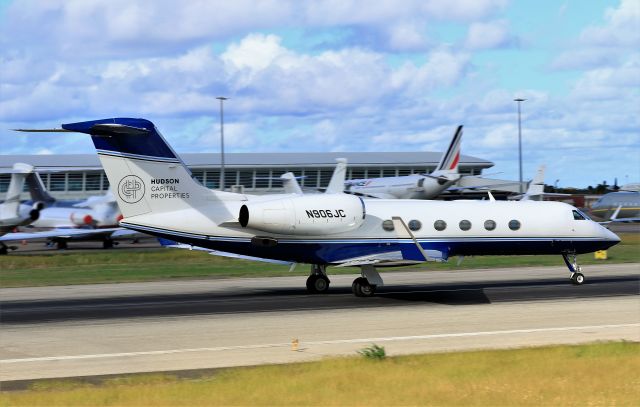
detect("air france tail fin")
(18, 118), (244, 219)
(434, 125), (463, 174)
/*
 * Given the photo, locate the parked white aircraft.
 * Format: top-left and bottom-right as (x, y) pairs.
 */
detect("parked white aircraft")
(17, 118), (620, 295)
(345, 126), (464, 199)
(280, 158), (347, 195)
(0, 163), (43, 253)
(509, 165), (570, 201)
(24, 172), (122, 230)
(0, 170), (133, 252)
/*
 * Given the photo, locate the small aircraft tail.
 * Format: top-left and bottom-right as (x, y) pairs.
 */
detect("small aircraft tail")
(434, 125), (463, 174)
(325, 158), (347, 194)
(17, 118), (243, 219)
(1, 164), (32, 218)
(521, 165), (546, 200)
(4, 163), (33, 213)
(280, 172), (304, 195)
(25, 172), (56, 205)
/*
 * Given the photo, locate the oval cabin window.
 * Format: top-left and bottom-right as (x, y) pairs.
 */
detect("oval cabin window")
(434, 220), (447, 231)
(408, 220), (422, 231)
(382, 220), (395, 231)
(484, 220), (496, 231)
(459, 220), (471, 231)
(509, 220), (521, 231)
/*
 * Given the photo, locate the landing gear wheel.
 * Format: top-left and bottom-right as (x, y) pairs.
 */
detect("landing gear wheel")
(562, 253), (585, 286)
(352, 277), (376, 297)
(570, 272), (585, 285)
(56, 240), (68, 250)
(306, 274), (330, 294)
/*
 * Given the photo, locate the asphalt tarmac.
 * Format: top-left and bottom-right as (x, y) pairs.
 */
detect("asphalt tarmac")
(1, 264), (638, 381)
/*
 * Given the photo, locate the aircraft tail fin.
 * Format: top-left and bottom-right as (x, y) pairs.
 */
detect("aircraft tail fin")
(326, 158), (347, 194)
(280, 172), (303, 195)
(521, 165), (546, 201)
(19, 118), (244, 219)
(434, 125), (463, 174)
(25, 172), (56, 205)
(1, 163), (32, 218)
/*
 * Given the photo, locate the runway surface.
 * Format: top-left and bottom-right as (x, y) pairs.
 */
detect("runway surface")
(1, 263), (638, 381)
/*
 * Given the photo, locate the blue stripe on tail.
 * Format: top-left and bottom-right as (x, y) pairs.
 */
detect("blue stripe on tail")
(62, 118), (178, 160)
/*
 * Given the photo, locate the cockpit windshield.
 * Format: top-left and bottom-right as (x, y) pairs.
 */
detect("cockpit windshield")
(572, 209), (591, 220)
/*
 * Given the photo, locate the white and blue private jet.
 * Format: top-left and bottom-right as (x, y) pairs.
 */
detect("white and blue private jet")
(17, 118), (620, 296)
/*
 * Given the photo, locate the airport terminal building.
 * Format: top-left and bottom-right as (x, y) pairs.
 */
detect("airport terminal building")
(0, 152), (494, 200)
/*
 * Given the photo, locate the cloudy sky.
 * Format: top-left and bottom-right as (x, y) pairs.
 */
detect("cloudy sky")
(1, 0), (638, 187)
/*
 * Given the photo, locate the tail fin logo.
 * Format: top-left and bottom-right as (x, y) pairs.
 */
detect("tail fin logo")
(118, 175), (145, 204)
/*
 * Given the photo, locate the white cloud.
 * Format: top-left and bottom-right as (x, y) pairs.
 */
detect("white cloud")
(464, 20), (515, 50)
(222, 34), (289, 72)
(385, 22), (429, 51)
(579, 0), (640, 47)
(1, 0), (507, 60)
(393, 49), (471, 93)
(551, 0), (640, 70)
(570, 56), (640, 100)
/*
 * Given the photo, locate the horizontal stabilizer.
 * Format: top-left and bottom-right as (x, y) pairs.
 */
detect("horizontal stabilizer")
(13, 128), (71, 133)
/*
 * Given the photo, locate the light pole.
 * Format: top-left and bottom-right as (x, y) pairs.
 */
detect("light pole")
(514, 98), (526, 194)
(216, 96), (228, 191)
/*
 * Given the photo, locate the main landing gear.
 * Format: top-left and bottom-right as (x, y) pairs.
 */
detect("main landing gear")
(352, 265), (384, 297)
(306, 264), (330, 294)
(305, 264), (386, 297)
(562, 252), (585, 285)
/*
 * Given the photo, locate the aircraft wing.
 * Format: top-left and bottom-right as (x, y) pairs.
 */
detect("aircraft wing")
(451, 176), (525, 193)
(333, 251), (421, 267)
(605, 217), (640, 223)
(110, 229), (144, 238)
(158, 238), (295, 265)
(0, 228), (122, 242)
(598, 205), (640, 224)
(509, 191), (571, 201)
(348, 191), (397, 199)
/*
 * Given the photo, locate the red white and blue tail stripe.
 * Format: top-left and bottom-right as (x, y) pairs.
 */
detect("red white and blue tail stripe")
(435, 125), (463, 173)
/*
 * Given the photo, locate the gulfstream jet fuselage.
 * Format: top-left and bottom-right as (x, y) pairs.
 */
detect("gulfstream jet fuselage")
(16, 118), (620, 296)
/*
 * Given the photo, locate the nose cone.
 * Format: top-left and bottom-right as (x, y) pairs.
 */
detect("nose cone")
(600, 224), (621, 249)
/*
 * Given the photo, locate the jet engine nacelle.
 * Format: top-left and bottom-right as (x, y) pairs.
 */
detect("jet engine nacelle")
(239, 194), (365, 235)
(69, 211), (94, 226)
(29, 201), (45, 221)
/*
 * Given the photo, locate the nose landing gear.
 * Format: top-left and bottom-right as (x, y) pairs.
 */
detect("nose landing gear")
(562, 252), (585, 285)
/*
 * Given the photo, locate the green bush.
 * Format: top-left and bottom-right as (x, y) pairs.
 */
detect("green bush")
(358, 344), (386, 360)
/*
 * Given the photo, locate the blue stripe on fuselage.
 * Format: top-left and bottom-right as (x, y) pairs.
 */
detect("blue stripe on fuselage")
(121, 222), (617, 265)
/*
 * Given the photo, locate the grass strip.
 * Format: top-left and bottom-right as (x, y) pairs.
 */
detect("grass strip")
(1, 234), (638, 288)
(1, 341), (638, 406)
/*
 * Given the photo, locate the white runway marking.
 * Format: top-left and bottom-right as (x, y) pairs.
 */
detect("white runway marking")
(2, 323), (638, 364)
